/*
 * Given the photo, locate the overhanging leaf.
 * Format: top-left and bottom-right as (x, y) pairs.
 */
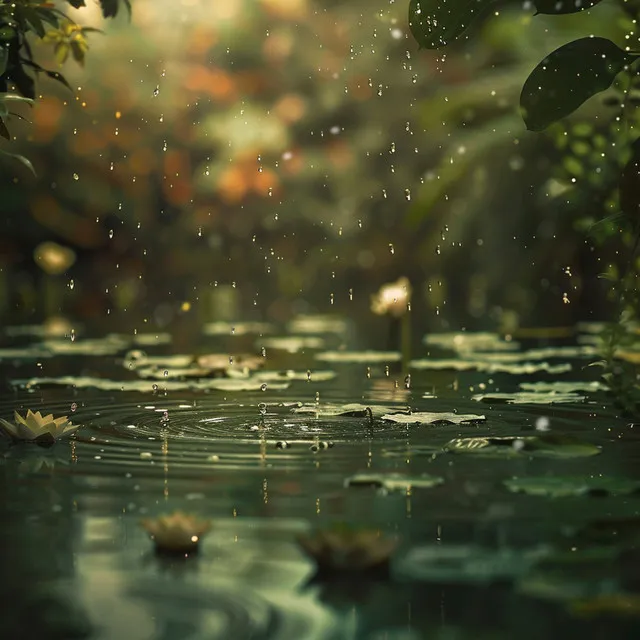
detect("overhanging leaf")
(521, 38), (638, 131)
(0, 149), (36, 175)
(0, 117), (10, 140)
(99, 0), (131, 19)
(408, 0), (497, 49)
(533, 0), (605, 14)
(0, 45), (7, 76)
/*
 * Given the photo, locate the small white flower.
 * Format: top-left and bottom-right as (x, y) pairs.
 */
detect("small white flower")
(371, 277), (412, 318)
(140, 511), (212, 554)
(0, 409), (80, 444)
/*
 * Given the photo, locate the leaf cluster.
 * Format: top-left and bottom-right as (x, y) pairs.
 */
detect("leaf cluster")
(408, 0), (638, 131)
(0, 0), (130, 172)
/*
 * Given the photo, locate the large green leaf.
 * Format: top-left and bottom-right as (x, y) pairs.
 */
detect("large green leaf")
(0, 149), (35, 175)
(533, 0), (605, 14)
(521, 38), (638, 131)
(408, 0), (497, 49)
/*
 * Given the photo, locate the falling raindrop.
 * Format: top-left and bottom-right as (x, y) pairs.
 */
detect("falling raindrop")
(260, 383), (268, 392)
(153, 86), (160, 96)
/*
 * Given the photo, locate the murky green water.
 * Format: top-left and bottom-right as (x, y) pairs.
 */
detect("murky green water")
(1, 320), (640, 639)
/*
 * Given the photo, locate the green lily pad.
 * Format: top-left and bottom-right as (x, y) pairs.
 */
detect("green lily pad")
(259, 336), (326, 353)
(287, 315), (348, 334)
(381, 411), (486, 425)
(202, 321), (275, 336)
(345, 472), (444, 492)
(519, 381), (605, 393)
(504, 476), (640, 498)
(444, 434), (601, 458)
(409, 359), (572, 375)
(315, 351), (402, 363)
(423, 331), (519, 352)
(397, 544), (550, 584)
(292, 403), (410, 418)
(472, 391), (584, 405)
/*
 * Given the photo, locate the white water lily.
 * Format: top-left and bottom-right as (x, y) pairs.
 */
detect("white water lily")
(141, 511), (212, 554)
(370, 277), (411, 318)
(0, 409), (80, 444)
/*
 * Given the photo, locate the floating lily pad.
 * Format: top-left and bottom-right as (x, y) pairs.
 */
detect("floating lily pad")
(396, 544), (550, 585)
(381, 444), (442, 458)
(12, 375), (290, 393)
(472, 392), (584, 405)
(409, 359), (572, 375)
(570, 594), (640, 618)
(444, 434), (601, 458)
(259, 336), (326, 353)
(123, 351), (194, 370)
(292, 403), (410, 418)
(462, 346), (596, 363)
(41, 335), (131, 355)
(504, 476), (640, 498)
(202, 321), (275, 336)
(287, 315), (348, 334)
(315, 351), (402, 363)
(381, 412), (486, 425)
(519, 381), (605, 393)
(423, 332), (519, 352)
(131, 333), (172, 346)
(253, 370), (337, 382)
(345, 473), (444, 492)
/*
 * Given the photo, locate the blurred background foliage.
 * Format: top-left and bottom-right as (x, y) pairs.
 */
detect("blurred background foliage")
(0, 0), (635, 341)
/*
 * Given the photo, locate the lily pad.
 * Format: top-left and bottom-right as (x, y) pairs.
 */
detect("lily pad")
(202, 321), (275, 336)
(381, 412), (486, 425)
(292, 403), (410, 418)
(259, 336), (326, 353)
(345, 472), (444, 492)
(315, 351), (402, 363)
(12, 375), (290, 393)
(519, 381), (605, 393)
(396, 544), (550, 584)
(423, 331), (519, 352)
(472, 391), (584, 405)
(409, 359), (572, 375)
(504, 476), (640, 498)
(253, 370), (337, 382)
(444, 434), (601, 458)
(287, 315), (348, 334)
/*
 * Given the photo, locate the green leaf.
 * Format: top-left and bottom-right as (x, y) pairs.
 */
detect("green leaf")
(36, 8), (62, 29)
(408, 0), (497, 49)
(0, 148), (35, 175)
(619, 138), (640, 216)
(345, 472), (445, 492)
(521, 38), (638, 131)
(99, 0), (131, 19)
(22, 7), (46, 38)
(0, 117), (10, 140)
(0, 45), (7, 77)
(533, 0), (605, 14)
(504, 476), (640, 498)
(66, 0), (86, 7)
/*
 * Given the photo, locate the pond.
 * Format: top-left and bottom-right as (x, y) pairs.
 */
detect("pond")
(1, 318), (639, 639)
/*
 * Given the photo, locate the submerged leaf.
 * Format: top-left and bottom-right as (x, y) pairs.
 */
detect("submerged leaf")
(521, 38), (638, 131)
(444, 434), (601, 458)
(504, 476), (640, 498)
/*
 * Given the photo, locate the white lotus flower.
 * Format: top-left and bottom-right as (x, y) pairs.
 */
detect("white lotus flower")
(0, 409), (80, 444)
(371, 277), (411, 318)
(141, 511), (212, 554)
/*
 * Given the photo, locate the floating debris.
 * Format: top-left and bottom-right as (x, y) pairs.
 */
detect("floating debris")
(0, 409), (80, 445)
(345, 472), (444, 492)
(381, 411), (486, 425)
(140, 511), (211, 555)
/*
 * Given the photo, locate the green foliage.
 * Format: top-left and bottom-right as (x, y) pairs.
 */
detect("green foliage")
(407, 0), (639, 131)
(0, 0), (130, 173)
(520, 38), (638, 132)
